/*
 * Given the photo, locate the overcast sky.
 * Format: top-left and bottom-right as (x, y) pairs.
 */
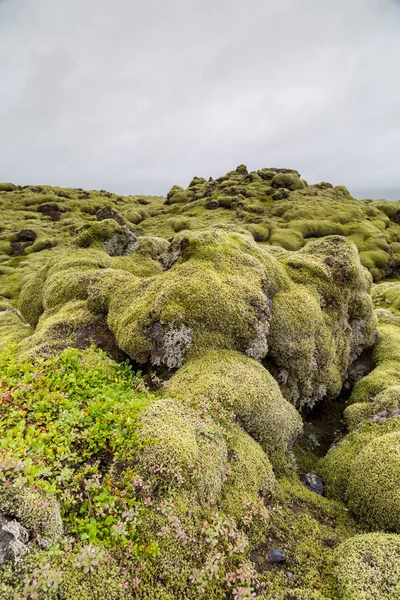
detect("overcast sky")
(0, 0), (400, 199)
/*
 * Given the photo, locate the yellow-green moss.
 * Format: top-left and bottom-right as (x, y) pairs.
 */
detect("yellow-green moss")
(165, 350), (302, 470)
(255, 477), (357, 598)
(133, 398), (228, 502)
(0, 484), (63, 547)
(334, 533), (400, 599)
(346, 431), (400, 531)
(0, 307), (32, 349)
(320, 417), (400, 530)
(220, 426), (277, 520)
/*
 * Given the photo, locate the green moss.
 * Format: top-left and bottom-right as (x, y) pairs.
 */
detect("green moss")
(171, 217), (191, 232)
(0, 183), (17, 192)
(220, 426), (277, 520)
(320, 416), (400, 530)
(334, 533), (400, 599)
(268, 228), (304, 250)
(0, 484), (63, 547)
(346, 431), (400, 531)
(165, 350), (302, 471)
(271, 172), (304, 191)
(17, 299), (104, 360)
(291, 219), (346, 238)
(266, 234), (376, 409)
(246, 223), (270, 242)
(0, 546), (130, 600)
(101, 227), (290, 364)
(0, 307), (32, 348)
(347, 321), (400, 410)
(255, 477), (357, 599)
(133, 398), (228, 502)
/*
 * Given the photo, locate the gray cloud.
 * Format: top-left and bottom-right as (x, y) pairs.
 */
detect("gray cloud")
(0, 0), (400, 198)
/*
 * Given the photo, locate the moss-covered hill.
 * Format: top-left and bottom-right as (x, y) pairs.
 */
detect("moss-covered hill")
(1, 166), (400, 304)
(1, 167), (400, 599)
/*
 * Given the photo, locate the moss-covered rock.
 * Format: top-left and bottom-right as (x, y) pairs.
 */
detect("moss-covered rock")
(165, 350), (302, 470)
(345, 431), (400, 531)
(266, 236), (376, 407)
(271, 172), (305, 191)
(15, 224), (376, 414)
(333, 533), (400, 599)
(0, 484), (63, 548)
(133, 398), (228, 502)
(320, 416), (400, 531)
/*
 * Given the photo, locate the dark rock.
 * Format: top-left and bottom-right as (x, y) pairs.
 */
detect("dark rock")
(96, 206), (126, 227)
(302, 472), (324, 495)
(268, 548), (286, 563)
(38, 203), (62, 222)
(11, 229), (37, 255)
(206, 200), (219, 210)
(272, 188), (290, 201)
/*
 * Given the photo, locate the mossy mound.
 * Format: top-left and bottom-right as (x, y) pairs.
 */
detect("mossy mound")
(0, 484), (63, 548)
(15, 222), (376, 412)
(0, 305), (32, 349)
(250, 477), (357, 599)
(344, 310), (400, 429)
(266, 235), (376, 407)
(333, 533), (400, 599)
(165, 350), (302, 470)
(133, 397), (229, 503)
(320, 416), (400, 531)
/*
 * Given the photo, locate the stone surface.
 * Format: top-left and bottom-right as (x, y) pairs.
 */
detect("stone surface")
(302, 472), (324, 495)
(268, 548), (287, 563)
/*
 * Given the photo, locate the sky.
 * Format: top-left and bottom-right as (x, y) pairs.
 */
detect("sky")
(0, 0), (400, 199)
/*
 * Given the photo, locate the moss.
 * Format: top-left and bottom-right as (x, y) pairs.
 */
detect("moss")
(58, 550), (128, 600)
(0, 483), (63, 547)
(271, 172), (305, 191)
(246, 223), (270, 242)
(102, 227), (290, 364)
(133, 398), (228, 502)
(0, 546), (129, 600)
(345, 431), (400, 531)
(268, 228), (304, 251)
(165, 350), (302, 471)
(291, 219), (346, 238)
(255, 477), (357, 598)
(73, 219), (138, 256)
(267, 285), (340, 408)
(0, 307), (32, 348)
(333, 533), (400, 599)
(0, 183), (16, 192)
(265, 235), (377, 409)
(319, 417), (400, 529)
(220, 426), (277, 520)
(345, 385), (400, 429)
(17, 299), (108, 360)
(171, 217), (191, 232)
(347, 321), (400, 409)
